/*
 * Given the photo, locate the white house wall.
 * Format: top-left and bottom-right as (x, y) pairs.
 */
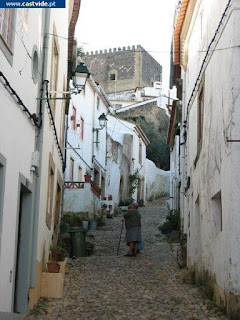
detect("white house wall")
(0, 8), (44, 312)
(169, 135), (180, 211)
(28, 6), (70, 310)
(145, 159), (170, 202)
(181, 0), (240, 313)
(64, 77), (109, 216)
(36, 7), (68, 263)
(106, 116), (148, 203)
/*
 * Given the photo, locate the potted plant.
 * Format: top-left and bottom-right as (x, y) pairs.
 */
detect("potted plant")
(47, 244), (67, 273)
(96, 209), (106, 226)
(84, 170), (92, 182)
(60, 213), (71, 233)
(90, 216), (97, 230)
(69, 213), (82, 227)
(41, 243), (68, 298)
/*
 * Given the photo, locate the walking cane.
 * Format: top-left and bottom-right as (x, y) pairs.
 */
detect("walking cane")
(117, 220), (124, 255)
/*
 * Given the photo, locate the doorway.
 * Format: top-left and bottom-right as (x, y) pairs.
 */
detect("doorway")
(14, 178), (33, 313)
(194, 197), (202, 284)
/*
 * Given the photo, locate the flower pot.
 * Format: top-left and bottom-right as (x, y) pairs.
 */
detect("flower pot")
(60, 222), (70, 233)
(90, 220), (97, 230)
(47, 262), (60, 273)
(82, 220), (89, 229)
(84, 174), (91, 182)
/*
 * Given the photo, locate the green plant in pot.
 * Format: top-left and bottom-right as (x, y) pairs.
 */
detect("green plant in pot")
(158, 210), (181, 234)
(60, 213), (71, 233)
(69, 213), (82, 227)
(47, 243), (68, 273)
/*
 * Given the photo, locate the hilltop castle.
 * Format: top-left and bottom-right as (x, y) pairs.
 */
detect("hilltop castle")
(82, 45), (162, 94)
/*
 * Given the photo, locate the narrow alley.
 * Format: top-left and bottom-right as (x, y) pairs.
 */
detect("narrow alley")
(25, 200), (227, 320)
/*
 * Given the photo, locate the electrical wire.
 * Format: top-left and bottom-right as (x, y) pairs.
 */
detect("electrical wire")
(45, 80), (65, 170)
(0, 71), (40, 129)
(66, 142), (92, 170)
(185, 0), (232, 124)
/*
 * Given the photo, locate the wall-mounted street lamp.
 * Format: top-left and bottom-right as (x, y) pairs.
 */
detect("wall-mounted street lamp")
(93, 113), (108, 132)
(72, 62), (90, 94)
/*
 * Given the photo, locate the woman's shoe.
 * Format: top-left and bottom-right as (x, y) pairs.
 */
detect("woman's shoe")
(124, 253), (133, 257)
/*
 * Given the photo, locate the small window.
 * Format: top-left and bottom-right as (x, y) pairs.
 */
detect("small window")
(110, 73), (116, 80)
(80, 117), (84, 140)
(211, 191), (222, 235)
(94, 168), (100, 185)
(70, 158), (74, 181)
(97, 97), (100, 110)
(71, 106), (76, 130)
(32, 48), (39, 84)
(197, 87), (204, 146)
(139, 141), (142, 165)
(46, 156), (55, 229)
(50, 34), (59, 118)
(78, 166), (82, 181)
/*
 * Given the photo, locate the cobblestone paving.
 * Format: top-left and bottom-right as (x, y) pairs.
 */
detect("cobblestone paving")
(26, 199), (228, 320)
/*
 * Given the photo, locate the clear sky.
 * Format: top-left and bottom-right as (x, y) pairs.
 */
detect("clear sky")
(76, 0), (177, 89)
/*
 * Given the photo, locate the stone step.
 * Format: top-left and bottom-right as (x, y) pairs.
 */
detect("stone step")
(0, 312), (26, 320)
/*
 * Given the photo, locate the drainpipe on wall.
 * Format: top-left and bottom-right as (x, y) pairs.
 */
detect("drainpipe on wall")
(30, 9), (51, 287)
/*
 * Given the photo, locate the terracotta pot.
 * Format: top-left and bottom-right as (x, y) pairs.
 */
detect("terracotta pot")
(47, 262), (60, 273)
(84, 174), (91, 182)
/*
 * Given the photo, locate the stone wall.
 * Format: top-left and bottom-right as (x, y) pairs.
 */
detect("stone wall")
(82, 45), (162, 93)
(145, 159), (170, 201)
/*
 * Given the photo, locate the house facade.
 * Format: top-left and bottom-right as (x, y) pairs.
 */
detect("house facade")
(0, 3), (74, 314)
(63, 74), (110, 216)
(106, 116), (150, 206)
(171, 0), (240, 317)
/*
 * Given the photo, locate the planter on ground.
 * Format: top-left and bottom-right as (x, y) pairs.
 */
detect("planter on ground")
(40, 258), (67, 298)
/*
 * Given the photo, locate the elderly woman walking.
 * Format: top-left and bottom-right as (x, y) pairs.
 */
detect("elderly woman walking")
(123, 203), (142, 257)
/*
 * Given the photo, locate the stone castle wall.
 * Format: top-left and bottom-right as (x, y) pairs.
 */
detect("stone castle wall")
(82, 45), (162, 93)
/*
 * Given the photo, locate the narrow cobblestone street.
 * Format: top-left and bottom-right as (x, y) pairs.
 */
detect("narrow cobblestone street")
(26, 200), (228, 320)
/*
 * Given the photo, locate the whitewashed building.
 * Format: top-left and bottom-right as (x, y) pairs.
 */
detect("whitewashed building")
(171, 0), (240, 317)
(106, 116), (150, 205)
(63, 74), (110, 216)
(0, 3), (75, 314)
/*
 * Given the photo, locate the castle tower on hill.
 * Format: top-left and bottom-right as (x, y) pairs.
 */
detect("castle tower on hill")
(82, 45), (162, 94)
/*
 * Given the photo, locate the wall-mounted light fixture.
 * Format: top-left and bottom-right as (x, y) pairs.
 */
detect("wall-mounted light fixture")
(93, 113), (108, 132)
(72, 62), (90, 94)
